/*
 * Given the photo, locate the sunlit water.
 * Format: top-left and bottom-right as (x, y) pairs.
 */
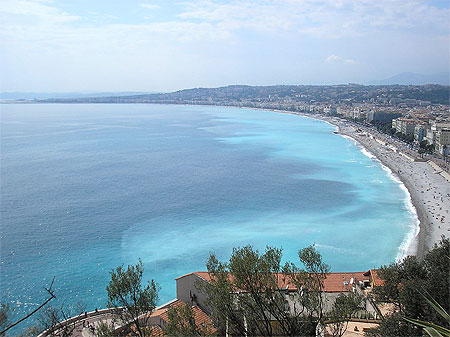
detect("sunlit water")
(0, 104), (416, 331)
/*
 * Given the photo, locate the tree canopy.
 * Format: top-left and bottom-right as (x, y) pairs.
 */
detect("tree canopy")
(368, 237), (450, 337)
(199, 245), (332, 337)
(106, 259), (159, 337)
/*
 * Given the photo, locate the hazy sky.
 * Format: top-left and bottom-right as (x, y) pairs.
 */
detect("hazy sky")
(1, 0), (449, 92)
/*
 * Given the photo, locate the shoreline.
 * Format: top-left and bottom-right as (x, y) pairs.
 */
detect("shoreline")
(5, 102), (449, 259)
(267, 109), (449, 259)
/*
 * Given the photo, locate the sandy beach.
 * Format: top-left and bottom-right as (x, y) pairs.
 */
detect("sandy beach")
(283, 111), (450, 259)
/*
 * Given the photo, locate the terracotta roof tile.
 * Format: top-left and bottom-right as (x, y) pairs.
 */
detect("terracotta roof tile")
(179, 271), (367, 293)
(150, 298), (216, 335)
(369, 269), (384, 287)
(148, 325), (164, 337)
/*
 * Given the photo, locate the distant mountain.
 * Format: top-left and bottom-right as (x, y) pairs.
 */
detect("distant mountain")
(369, 72), (450, 85)
(0, 92), (158, 100)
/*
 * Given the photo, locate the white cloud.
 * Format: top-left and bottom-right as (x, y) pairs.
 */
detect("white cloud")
(325, 54), (356, 65)
(0, 0), (448, 91)
(176, 0), (450, 38)
(140, 3), (160, 10)
(0, 0), (79, 23)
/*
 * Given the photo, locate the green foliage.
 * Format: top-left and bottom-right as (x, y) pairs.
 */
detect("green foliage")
(200, 245), (329, 337)
(404, 290), (450, 337)
(365, 312), (422, 337)
(327, 292), (365, 337)
(165, 304), (213, 337)
(95, 321), (119, 337)
(106, 259), (159, 337)
(369, 238), (450, 337)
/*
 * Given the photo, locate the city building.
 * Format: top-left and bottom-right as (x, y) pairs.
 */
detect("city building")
(414, 123), (427, 143)
(366, 111), (401, 124)
(176, 271), (381, 319)
(394, 118), (416, 137)
(425, 122), (450, 148)
(435, 128), (450, 156)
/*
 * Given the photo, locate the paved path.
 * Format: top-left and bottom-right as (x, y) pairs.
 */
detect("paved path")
(38, 310), (122, 337)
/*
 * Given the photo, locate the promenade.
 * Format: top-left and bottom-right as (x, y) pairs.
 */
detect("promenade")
(37, 309), (121, 337)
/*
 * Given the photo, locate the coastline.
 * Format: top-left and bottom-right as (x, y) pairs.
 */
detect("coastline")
(265, 108), (450, 260)
(5, 101), (449, 260)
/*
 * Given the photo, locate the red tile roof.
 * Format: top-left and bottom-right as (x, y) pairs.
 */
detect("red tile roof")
(150, 299), (216, 335)
(369, 269), (384, 287)
(148, 325), (163, 337)
(179, 271), (368, 293)
(150, 299), (184, 319)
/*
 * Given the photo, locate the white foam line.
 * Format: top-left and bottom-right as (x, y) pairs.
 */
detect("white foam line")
(338, 133), (420, 261)
(396, 182), (420, 260)
(376, 160), (420, 260)
(320, 119), (339, 132)
(282, 113), (421, 261)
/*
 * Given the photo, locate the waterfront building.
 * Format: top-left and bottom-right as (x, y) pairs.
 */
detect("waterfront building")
(435, 128), (450, 155)
(414, 123), (427, 143)
(176, 271), (381, 319)
(323, 106), (337, 115)
(352, 108), (369, 121)
(392, 119), (397, 130)
(394, 118), (416, 137)
(367, 111), (401, 124)
(425, 122), (450, 148)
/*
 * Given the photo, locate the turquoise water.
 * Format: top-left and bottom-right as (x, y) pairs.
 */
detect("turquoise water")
(0, 104), (415, 330)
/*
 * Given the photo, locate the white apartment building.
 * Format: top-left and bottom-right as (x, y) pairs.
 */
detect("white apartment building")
(435, 129), (450, 155)
(393, 118), (416, 137)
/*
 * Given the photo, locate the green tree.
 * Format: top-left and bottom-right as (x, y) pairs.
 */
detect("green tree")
(418, 148), (425, 158)
(404, 290), (450, 337)
(327, 292), (365, 337)
(95, 321), (118, 337)
(106, 259), (159, 337)
(288, 245), (331, 324)
(165, 303), (213, 337)
(367, 238), (449, 337)
(200, 245), (330, 337)
(365, 312), (421, 337)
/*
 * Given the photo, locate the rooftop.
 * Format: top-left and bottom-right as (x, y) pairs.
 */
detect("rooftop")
(177, 271), (369, 293)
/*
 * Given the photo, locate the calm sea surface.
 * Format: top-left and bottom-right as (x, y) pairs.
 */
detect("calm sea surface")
(1, 104), (415, 329)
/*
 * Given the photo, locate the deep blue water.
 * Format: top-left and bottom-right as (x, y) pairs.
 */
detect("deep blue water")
(0, 104), (415, 330)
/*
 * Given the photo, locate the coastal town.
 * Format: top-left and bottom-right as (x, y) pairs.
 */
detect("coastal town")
(37, 84), (450, 172)
(2, 0), (449, 335)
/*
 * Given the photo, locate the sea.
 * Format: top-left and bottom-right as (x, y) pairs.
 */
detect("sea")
(0, 104), (417, 331)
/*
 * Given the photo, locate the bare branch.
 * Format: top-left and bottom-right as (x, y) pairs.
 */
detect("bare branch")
(0, 277), (57, 335)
